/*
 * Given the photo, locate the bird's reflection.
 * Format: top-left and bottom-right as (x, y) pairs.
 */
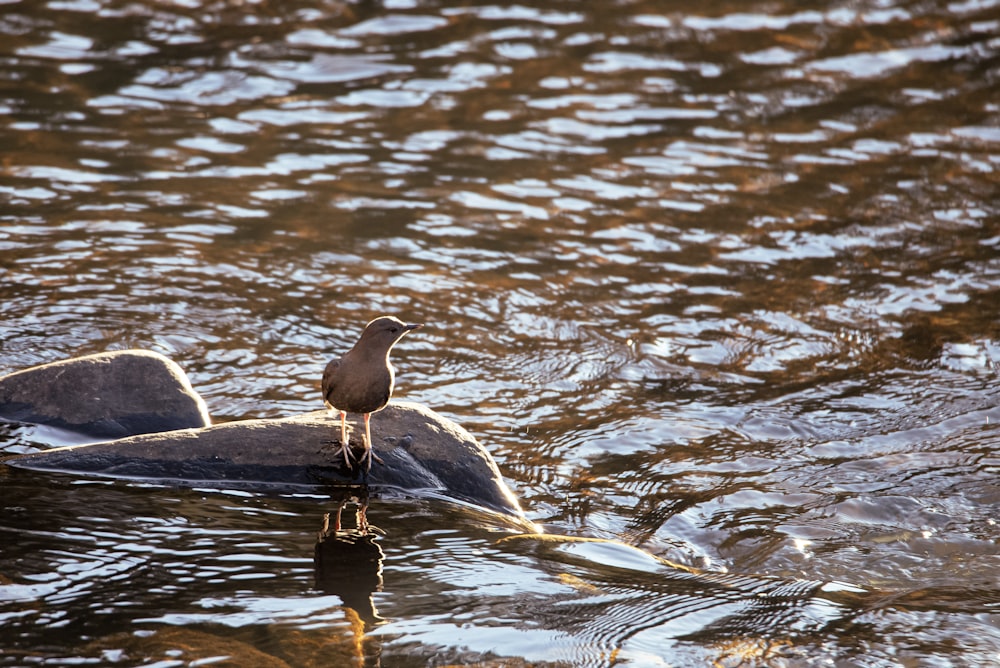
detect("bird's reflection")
(314, 486), (386, 631)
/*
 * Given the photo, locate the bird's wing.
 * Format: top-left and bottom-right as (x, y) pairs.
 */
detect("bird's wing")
(321, 357), (341, 406)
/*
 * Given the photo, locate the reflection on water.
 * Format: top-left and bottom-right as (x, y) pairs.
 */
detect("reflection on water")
(315, 524), (386, 632)
(2, 0), (999, 665)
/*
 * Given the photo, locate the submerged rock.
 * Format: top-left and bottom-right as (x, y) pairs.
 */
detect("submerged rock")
(5, 401), (526, 520)
(0, 350), (210, 438)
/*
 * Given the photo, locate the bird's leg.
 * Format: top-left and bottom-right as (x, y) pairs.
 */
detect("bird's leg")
(323, 409), (354, 467)
(360, 412), (385, 472)
(338, 410), (353, 467)
(332, 499), (346, 533)
(356, 497), (368, 534)
(353, 494), (384, 535)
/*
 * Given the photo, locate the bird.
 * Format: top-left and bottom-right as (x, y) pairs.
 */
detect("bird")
(321, 315), (422, 472)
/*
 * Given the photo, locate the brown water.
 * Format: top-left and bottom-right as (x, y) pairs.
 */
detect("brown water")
(2, 0), (999, 665)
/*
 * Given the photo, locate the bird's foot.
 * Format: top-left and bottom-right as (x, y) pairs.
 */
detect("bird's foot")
(357, 447), (384, 473)
(359, 433), (384, 469)
(319, 439), (355, 469)
(363, 524), (386, 537)
(355, 504), (386, 536)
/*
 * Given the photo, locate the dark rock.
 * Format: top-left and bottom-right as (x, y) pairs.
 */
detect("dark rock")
(0, 350), (211, 438)
(5, 401), (527, 520)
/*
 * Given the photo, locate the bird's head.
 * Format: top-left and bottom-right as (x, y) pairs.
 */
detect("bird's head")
(360, 316), (422, 352)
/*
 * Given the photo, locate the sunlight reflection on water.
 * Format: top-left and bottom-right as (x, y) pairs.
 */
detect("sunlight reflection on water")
(2, 0), (999, 664)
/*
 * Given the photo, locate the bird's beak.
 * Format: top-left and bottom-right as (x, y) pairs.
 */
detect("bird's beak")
(405, 323), (423, 331)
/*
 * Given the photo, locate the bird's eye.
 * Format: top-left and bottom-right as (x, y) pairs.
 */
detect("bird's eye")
(389, 327), (399, 333)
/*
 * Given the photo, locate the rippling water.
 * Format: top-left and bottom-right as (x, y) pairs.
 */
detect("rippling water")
(2, 0), (999, 665)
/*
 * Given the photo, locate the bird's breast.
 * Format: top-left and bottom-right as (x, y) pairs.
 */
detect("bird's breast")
(323, 357), (394, 415)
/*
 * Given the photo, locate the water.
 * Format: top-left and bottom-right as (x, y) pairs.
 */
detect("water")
(2, 0), (999, 665)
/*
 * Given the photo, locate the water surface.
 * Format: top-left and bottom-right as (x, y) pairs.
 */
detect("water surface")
(2, 0), (999, 665)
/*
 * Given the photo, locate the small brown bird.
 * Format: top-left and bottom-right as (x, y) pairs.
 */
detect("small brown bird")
(322, 316), (422, 471)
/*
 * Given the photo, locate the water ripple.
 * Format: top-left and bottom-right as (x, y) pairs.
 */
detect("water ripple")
(2, 0), (999, 664)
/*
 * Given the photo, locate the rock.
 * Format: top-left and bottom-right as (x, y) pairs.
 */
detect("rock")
(0, 350), (211, 438)
(1, 351), (526, 521)
(5, 401), (527, 520)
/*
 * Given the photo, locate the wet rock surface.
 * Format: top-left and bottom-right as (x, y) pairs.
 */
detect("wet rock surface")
(0, 350), (211, 438)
